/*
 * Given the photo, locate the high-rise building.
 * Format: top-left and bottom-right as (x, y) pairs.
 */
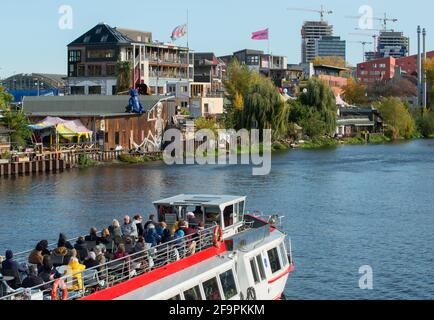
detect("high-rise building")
(315, 36), (346, 60)
(378, 31), (410, 59)
(301, 21), (333, 63)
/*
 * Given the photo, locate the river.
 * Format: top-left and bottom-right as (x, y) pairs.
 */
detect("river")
(1, 140), (433, 300)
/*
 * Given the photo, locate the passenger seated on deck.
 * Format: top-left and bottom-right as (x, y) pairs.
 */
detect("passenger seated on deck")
(85, 227), (100, 244)
(144, 214), (157, 230)
(113, 244), (129, 261)
(39, 255), (61, 283)
(83, 252), (99, 270)
(171, 219), (185, 236)
(134, 236), (146, 253)
(38, 240), (51, 256)
(28, 242), (44, 266)
(64, 251), (86, 291)
(22, 265), (45, 289)
(179, 221), (196, 237)
(2, 250), (27, 289)
(144, 224), (162, 248)
(187, 212), (198, 227)
(156, 222), (172, 244)
(99, 229), (111, 246)
(58, 233), (74, 250)
(108, 220), (123, 239)
(121, 216), (138, 238)
(124, 237), (135, 254)
(52, 239), (71, 266)
(74, 237), (89, 262)
(94, 247), (106, 272)
(133, 215), (144, 237)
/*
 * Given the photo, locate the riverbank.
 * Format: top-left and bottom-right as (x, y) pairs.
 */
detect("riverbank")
(297, 135), (392, 149)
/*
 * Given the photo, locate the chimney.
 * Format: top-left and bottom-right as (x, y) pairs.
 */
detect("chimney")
(417, 26), (422, 106)
(423, 28), (427, 109)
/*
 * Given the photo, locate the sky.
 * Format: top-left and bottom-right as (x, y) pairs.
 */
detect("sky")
(1, 0), (434, 78)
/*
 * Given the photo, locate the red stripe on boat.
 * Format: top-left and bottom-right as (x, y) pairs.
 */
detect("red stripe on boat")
(268, 265), (295, 284)
(81, 243), (227, 300)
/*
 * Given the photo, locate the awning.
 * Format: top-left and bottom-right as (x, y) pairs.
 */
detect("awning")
(29, 116), (92, 140)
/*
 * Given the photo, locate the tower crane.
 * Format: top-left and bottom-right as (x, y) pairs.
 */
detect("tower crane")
(345, 12), (398, 31)
(348, 41), (373, 62)
(287, 5), (333, 22)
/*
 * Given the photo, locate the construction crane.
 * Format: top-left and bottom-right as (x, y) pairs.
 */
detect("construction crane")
(349, 31), (380, 52)
(348, 41), (373, 62)
(345, 12), (398, 31)
(287, 5), (333, 22)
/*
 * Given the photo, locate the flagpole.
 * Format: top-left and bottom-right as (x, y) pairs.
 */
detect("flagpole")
(187, 9), (190, 98)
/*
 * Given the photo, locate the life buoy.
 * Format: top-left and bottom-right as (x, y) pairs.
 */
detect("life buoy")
(51, 279), (68, 301)
(213, 225), (223, 247)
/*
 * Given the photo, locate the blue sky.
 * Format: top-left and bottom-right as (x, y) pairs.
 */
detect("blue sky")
(1, 0), (433, 78)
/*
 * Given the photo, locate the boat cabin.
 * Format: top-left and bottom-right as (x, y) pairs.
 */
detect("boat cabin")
(154, 194), (246, 238)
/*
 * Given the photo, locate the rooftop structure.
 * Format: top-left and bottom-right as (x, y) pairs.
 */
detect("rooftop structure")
(301, 21), (333, 63)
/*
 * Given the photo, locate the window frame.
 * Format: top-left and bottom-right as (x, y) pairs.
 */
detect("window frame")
(219, 269), (238, 300)
(183, 285), (203, 300)
(267, 247), (282, 275)
(201, 276), (223, 301)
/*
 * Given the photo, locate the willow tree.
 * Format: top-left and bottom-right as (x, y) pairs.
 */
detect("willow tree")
(300, 78), (337, 136)
(243, 78), (289, 139)
(116, 60), (132, 94)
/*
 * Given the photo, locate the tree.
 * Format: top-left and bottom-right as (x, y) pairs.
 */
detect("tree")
(374, 97), (416, 140)
(116, 60), (132, 94)
(0, 86), (31, 148)
(342, 78), (367, 105)
(299, 78), (337, 136)
(416, 109), (434, 137)
(242, 78), (289, 139)
(367, 77), (417, 100)
(288, 100), (325, 138)
(425, 58), (434, 108)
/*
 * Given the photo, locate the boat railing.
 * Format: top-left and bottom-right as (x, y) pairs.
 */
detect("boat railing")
(246, 211), (285, 228)
(0, 226), (217, 300)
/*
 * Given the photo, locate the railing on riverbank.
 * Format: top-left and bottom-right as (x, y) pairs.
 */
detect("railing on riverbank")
(0, 226), (217, 300)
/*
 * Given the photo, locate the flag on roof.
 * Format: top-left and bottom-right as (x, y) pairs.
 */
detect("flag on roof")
(251, 28), (269, 40)
(171, 24), (188, 41)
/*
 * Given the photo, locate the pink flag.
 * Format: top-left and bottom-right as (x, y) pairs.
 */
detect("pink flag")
(251, 28), (269, 40)
(171, 24), (188, 41)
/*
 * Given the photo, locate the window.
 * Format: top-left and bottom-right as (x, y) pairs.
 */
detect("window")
(106, 65), (116, 76)
(223, 205), (234, 228)
(101, 35), (109, 42)
(250, 259), (260, 284)
(184, 286), (202, 300)
(87, 49), (116, 59)
(256, 255), (266, 280)
(95, 27), (102, 34)
(88, 65), (102, 76)
(204, 103), (209, 114)
(279, 243), (289, 267)
(104, 132), (108, 143)
(219, 270), (237, 300)
(70, 86), (85, 95)
(205, 207), (221, 226)
(202, 277), (221, 300)
(268, 248), (282, 274)
(115, 132), (120, 145)
(168, 295), (181, 300)
(112, 86), (117, 95)
(77, 65), (85, 77)
(89, 86), (102, 95)
(68, 50), (81, 62)
(83, 36), (91, 43)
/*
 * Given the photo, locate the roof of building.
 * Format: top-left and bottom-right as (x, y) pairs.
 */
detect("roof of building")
(233, 49), (264, 55)
(3, 73), (67, 87)
(314, 64), (350, 71)
(22, 95), (170, 117)
(68, 23), (134, 46)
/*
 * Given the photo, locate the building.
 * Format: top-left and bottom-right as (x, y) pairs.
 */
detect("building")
(193, 52), (225, 92)
(0, 126), (12, 156)
(301, 21), (333, 63)
(189, 96), (224, 118)
(67, 23), (193, 101)
(378, 31), (410, 59)
(22, 95), (176, 152)
(336, 106), (383, 138)
(356, 57), (396, 85)
(1, 73), (67, 102)
(395, 50), (434, 77)
(311, 64), (350, 96)
(315, 36), (346, 60)
(219, 49), (288, 76)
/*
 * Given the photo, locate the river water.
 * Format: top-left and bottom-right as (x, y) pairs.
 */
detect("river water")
(0, 140), (433, 300)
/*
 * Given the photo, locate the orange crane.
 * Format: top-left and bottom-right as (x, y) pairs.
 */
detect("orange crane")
(287, 5), (333, 22)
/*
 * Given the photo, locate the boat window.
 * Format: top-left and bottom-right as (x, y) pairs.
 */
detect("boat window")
(239, 201), (245, 221)
(168, 294), (181, 300)
(223, 205), (234, 228)
(267, 247), (282, 274)
(184, 286), (203, 300)
(279, 243), (289, 267)
(202, 277), (222, 300)
(204, 207), (221, 226)
(256, 255), (266, 280)
(250, 258), (260, 284)
(219, 269), (238, 300)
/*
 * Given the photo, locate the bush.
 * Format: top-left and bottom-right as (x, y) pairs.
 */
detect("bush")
(78, 154), (96, 168)
(417, 111), (434, 138)
(1, 150), (11, 160)
(119, 154), (149, 164)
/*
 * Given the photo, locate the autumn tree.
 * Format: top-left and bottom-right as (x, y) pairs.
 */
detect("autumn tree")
(312, 56), (347, 68)
(374, 97), (416, 140)
(342, 78), (367, 105)
(116, 60), (132, 94)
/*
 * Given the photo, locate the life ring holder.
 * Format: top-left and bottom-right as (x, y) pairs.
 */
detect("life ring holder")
(51, 279), (68, 301)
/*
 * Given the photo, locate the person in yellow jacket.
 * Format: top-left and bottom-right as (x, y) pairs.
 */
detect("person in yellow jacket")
(64, 249), (86, 291)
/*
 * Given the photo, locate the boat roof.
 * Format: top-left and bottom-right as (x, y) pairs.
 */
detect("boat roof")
(153, 194), (246, 207)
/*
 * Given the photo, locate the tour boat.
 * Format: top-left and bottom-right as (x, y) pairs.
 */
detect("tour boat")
(0, 195), (294, 301)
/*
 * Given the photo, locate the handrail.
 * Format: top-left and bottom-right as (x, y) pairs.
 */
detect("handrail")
(0, 226), (217, 300)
